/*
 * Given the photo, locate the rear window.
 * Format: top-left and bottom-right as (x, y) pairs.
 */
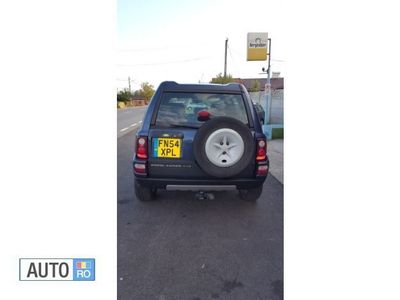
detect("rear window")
(155, 92), (248, 127)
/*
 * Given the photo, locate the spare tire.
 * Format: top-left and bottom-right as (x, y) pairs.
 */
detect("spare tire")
(193, 117), (255, 178)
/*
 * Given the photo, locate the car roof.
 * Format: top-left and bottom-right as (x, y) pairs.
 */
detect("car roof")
(159, 81), (244, 93)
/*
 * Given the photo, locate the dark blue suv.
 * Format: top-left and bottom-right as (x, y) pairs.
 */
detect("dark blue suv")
(133, 81), (269, 201)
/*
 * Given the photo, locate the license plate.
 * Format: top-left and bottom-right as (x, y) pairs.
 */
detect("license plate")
(153, 138), (181, 158)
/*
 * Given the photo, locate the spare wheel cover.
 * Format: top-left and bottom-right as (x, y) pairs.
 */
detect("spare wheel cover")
(193, 117), (255, 178)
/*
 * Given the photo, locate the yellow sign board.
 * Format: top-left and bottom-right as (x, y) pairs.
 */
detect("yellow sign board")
(247, 32), (268, 61)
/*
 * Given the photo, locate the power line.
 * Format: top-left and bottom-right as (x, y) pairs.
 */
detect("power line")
(224, 38), (228, 77)
(117, 56), (212, 67)
(117, 47), (169, 52)
(227, 44), (239, 76)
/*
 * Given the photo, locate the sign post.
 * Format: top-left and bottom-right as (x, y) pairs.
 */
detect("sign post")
(247, 33), (271, 137)
(266, 38), (272, 126)
(247, 33), (268, 61)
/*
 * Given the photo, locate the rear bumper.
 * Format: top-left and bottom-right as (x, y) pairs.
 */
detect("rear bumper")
(133, 156), (268, 190)
(134, 176), (267, 190)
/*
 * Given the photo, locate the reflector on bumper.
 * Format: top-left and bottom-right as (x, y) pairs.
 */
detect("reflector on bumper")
(134, 163), (146, 174)
(257, 165), (269, 176)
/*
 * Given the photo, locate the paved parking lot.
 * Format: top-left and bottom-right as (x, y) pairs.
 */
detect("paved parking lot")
(118, 128), (283, 300)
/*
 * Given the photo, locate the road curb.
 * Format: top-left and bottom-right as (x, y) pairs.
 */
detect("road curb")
(267, 139), (283, 184)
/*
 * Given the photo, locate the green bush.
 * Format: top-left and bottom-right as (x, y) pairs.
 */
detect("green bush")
(272, 128), (284, 139)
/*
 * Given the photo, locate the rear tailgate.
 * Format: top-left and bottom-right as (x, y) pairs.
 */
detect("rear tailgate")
(147, 127), (256, 179)
(147, 90), (257, 179)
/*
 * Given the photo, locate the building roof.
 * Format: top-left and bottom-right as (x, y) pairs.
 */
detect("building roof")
(233, 77), (284, 91)
(131, 95), (147, 100)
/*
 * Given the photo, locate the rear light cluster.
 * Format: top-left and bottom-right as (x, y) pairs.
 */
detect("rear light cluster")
(256, 138), (267, 161)
(134, 136), (148, 174)
(134, 163), (146, 174)
(136, 137), (148, 159)
(257, 164), (268, 176)
(256, 138), (268, 176)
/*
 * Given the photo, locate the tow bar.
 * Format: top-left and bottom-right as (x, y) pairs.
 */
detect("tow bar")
(195, 191), (215, 200)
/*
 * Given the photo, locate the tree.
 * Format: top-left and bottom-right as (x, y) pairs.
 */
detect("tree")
(117, 90), (132, 103)
(248, 80), (260, 92)
(210, 73), (235, 84)
(137, 82), (155, 101)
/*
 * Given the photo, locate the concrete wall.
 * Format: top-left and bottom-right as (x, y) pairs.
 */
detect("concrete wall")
(250, 89), (284, 125)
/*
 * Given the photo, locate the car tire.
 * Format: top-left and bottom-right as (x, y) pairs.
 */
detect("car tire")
(238, 185), (263, 202)
(193, 117), (255, 178)
(134, 180), (157, 201)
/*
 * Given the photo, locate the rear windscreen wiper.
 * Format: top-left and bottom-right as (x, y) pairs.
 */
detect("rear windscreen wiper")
(168, 123), (201, 129)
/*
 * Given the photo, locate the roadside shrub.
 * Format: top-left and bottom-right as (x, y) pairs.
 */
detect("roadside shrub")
(272, 128), (284, 139)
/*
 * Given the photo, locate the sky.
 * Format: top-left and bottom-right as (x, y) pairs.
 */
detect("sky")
(117, 0), (286, 91)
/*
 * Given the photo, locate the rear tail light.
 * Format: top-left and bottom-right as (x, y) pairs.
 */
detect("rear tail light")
(136, 136), (148, 159)
(256, 138), (267, 161)
(257, 164), (269, 176)
(134, 163), (147, 174)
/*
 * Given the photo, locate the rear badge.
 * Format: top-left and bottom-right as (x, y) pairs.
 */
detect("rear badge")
(150, 163), (191, 168)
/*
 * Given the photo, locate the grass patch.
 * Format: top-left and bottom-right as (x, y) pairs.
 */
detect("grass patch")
(272, 128), (284, 139)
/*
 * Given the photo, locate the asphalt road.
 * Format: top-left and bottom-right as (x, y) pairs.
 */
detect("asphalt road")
(117, 111), (284, 300)
(117, 106), (148, 138)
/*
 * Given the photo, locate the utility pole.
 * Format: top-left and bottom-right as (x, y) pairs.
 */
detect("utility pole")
(266, 38), (272, 124)
(128, 76), (132, 93)
(224, 38), (228, 77)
